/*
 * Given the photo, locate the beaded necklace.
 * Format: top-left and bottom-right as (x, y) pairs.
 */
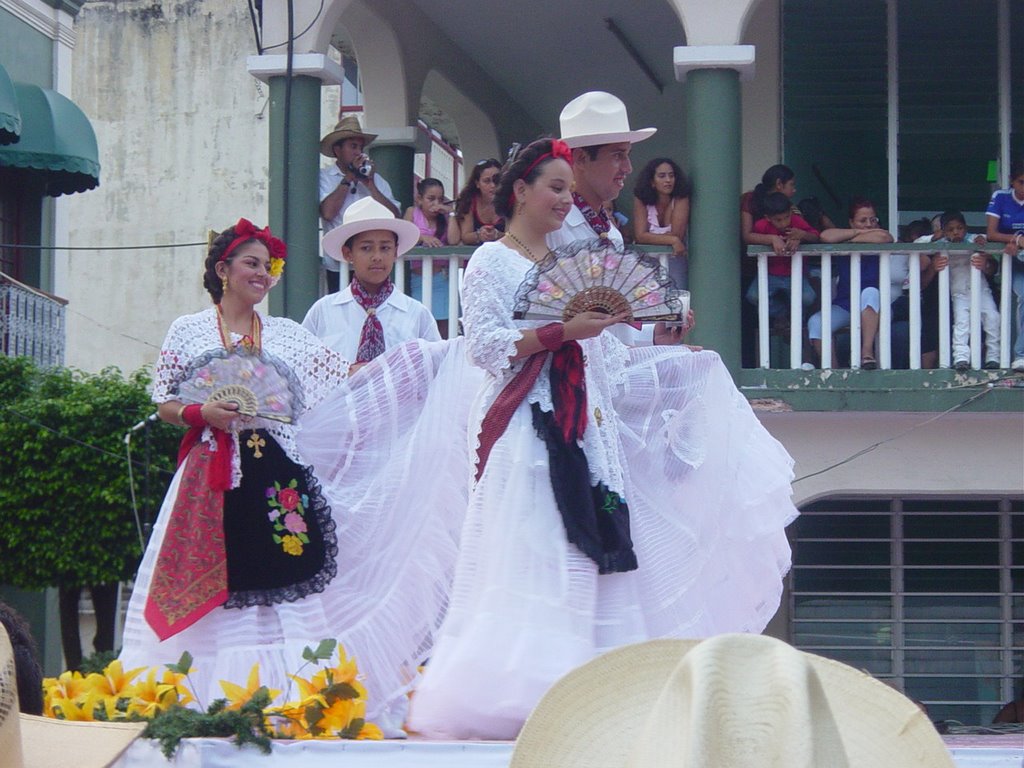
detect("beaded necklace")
(216, 304), (262, 353)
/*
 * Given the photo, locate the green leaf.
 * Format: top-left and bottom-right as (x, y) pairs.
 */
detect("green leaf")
(167, 651), (194, 675)
(301, 638), (337, 663)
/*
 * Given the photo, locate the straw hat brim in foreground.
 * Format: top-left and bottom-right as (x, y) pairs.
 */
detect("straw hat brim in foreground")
(510, 634), (955, 768)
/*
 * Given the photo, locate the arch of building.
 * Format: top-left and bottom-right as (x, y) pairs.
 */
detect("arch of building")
(422, 70), (501, 168)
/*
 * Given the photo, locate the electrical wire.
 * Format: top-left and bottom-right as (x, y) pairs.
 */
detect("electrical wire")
(0, 241), (205, 251)
(792, 386), (996, 484)
(1, 405), (174, 477)
(259, 0), (324, 51)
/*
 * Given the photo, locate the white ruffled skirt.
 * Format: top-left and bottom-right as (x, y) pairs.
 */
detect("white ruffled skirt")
(120, 340), (482, 728)
(406, 347), (797, 740)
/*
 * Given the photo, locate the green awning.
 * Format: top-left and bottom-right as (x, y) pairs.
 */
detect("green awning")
(0, 82), (99, 196)
(0, 65), (19, 145)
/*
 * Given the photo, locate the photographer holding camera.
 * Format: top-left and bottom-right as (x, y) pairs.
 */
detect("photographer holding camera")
(319, 115), (401, 293)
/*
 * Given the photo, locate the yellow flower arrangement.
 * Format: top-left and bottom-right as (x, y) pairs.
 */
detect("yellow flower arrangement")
(41, 639), (383, 749)
(269, 256), (285, 279)
(43, 660), (193, 722)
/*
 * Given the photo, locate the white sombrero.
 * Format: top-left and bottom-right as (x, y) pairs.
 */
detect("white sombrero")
(511, 634), (955, 768)
(559, 91), (656, 149)
(0, 627), (145, 768)
(321, 197), (421, 262)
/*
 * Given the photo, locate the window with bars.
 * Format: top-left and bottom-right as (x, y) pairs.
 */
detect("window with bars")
(790, 497), (1024, 725)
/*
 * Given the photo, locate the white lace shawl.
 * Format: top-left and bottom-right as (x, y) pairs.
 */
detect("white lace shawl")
(462, 242), (629, 493)
(152, 307), (349, 485)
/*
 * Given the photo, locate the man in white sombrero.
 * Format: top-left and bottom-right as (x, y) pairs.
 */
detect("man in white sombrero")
(319, 115), (401, 293)
(547, 90), (656, 252)
(0, 626), (145, 768)
(548, 91), (688, 345)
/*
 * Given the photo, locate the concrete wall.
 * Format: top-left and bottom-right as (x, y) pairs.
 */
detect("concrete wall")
(760, 411), (1024, 505)
(62, 0), (270, 374)
(740, 0), (782, 190)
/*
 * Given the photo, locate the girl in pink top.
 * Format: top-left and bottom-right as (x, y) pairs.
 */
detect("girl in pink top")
(403, 178), (459, 334)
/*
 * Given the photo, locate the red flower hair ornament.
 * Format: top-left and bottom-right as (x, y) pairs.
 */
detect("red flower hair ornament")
(510, 139), (574, 210)
(220, 218), (287, 284)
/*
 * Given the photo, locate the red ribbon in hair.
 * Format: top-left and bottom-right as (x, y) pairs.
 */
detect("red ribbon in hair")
(510, 140), (574, 210)
(221, 218), (287, 263)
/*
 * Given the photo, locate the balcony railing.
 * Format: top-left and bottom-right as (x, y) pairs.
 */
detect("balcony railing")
(334, 246), (675, 341)
(747, 243), (1017, 371)
(0, 272), (67, 367)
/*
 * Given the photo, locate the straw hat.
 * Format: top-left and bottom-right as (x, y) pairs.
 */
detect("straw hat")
(0, 627), (144, 768)
(511, 634), (955, 768)
(321, 197), (421, 262)
(319, 114), (378, 158)
(558, 91), (656, 149)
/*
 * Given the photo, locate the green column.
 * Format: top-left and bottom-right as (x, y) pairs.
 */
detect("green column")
(267, 74), (321, 321)
(685, 68), (742, 373)
(370, 143), (415, 214)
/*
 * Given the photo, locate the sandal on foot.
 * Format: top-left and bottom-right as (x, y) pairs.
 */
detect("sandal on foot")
(861, 355), (878, 370)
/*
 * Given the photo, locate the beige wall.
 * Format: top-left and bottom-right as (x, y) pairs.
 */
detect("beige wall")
(760, 411), (1024, 505)
(63, 0), (270, 374)
(740, 0), (781, 191)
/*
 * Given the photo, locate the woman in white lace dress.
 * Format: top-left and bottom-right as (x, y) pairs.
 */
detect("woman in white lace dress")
(119, 220), (459, 734)
(407, 140), (799, 739)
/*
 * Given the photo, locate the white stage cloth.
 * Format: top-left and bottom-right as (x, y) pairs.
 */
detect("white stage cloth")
(112, 736), (1023, 767)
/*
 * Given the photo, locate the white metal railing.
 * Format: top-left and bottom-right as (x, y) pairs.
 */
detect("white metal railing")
(334, 246), (674, 340)
(748, 243), (1016, 370)
(0, 272), (67, 367)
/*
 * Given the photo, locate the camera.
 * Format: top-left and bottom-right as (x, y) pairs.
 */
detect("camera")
(351, 154), (372, 178)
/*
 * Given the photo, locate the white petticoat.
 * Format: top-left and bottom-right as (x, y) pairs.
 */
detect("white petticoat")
(120, 340), (482, 727)
(405, 345), (797, 740)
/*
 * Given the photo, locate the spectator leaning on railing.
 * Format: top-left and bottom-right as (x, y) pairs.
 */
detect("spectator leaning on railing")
(984, 160), (1024, 370)
(743, 191), (820, 327)
(930, 210), (1000, 371)
(808, 198), (894, 369)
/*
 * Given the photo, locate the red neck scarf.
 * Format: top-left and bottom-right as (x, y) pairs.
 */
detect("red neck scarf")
(350, 279), (394, 363)
(572, 192), (612, 237)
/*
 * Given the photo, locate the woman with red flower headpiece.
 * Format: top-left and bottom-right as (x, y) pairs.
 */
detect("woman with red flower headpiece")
(118, 219), (470, 736)
(406, 139), (798, 739)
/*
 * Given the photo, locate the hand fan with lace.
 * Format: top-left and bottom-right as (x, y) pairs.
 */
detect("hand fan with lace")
(512, 238), (685, 323)
(176, 349), (303, 424)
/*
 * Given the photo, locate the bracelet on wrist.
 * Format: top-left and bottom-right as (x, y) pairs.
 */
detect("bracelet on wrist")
(181, 403), (206, 428)
(537, 322), (565, 351)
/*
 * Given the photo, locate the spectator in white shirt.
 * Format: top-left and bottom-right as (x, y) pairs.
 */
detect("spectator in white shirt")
(319, 116), (401, 293)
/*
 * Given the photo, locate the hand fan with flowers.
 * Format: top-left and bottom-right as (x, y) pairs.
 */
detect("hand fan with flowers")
(512, 239), (685, 323)
(176, 349), (303, 424)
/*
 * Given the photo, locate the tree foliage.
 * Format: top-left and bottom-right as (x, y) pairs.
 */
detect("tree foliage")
(0, 357), (179, 589)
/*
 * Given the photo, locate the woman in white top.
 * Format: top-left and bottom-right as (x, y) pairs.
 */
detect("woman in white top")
(632, 157), (691, 287)
(406, 139), (797, 740)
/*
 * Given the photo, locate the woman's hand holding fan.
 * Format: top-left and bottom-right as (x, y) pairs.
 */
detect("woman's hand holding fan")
(177, 350), (303, 426)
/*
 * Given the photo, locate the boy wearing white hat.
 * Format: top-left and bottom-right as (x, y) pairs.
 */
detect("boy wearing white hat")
(304, 197), (441, 373)
(319, 115), (402, 293)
